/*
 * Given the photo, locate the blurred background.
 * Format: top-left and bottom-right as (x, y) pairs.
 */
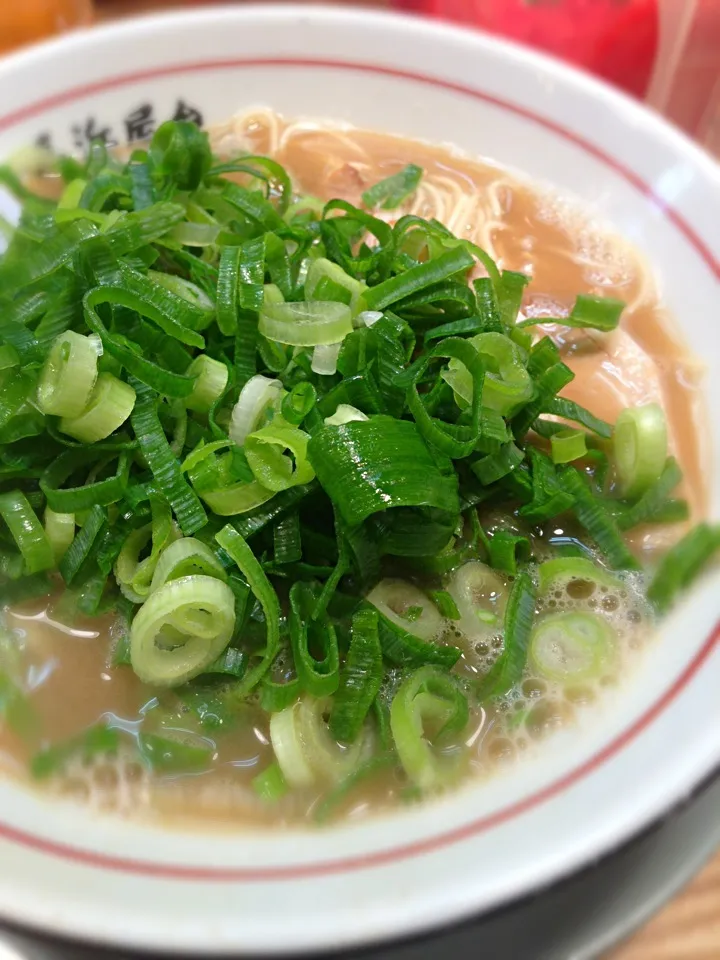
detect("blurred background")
(1, 0), (718, 154)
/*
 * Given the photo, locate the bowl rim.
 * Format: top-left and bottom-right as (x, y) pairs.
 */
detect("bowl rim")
(0, 5), (718, 954)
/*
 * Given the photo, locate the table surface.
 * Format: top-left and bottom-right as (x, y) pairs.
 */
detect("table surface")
(21, 1), (717, 957)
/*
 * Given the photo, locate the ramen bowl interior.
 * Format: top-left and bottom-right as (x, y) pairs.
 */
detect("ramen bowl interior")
(0, 5), (718, 956)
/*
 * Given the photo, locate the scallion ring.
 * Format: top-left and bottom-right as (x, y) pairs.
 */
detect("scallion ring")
(130, 574), (235, 686)
(259, 301), (353, 347)
(37, 331), (99, 418)
(529, 611), (616, 682)
(184, 356), (229, 414)
(614, 403), (668, 499)
(150, 537), (227, 592)
(59, 373), (135, 444)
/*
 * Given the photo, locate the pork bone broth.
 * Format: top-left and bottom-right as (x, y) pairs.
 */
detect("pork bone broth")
(0, 112), (713, 829)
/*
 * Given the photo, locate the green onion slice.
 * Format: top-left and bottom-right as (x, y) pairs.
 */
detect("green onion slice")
(530, 612), (616, 682)
(330, 606), (383, 744)
(59, 373), (135, 443)
(366, 578), (444, 643)
(0, 491), (55, 574)
(478, 571), (536, 700)
(614, 403), (668, 499)
(229, 374), (283, 447)
(269, 695), (372, 789)
(288, 580), (339, 698)
(184, 356), (228, 414)
(215, 524), (280, 695)
(44, 508), (75, 563)
(446, 560), (507, 643)
(550, 429), (587, 464)
(537, 557), (621, 595)
(259, 300), (353, 347)
(647, 523), (720, 614)
(37, 331), (99, 418)
(130, 574), (235, 686)
(443, 332), (533, 416)
(245, 419), (314, 493)
(150, 537), (226, 592)
(390, 667), (468, 792)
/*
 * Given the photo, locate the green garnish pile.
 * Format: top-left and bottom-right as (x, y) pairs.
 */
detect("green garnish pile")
(0, 120), (717, 812)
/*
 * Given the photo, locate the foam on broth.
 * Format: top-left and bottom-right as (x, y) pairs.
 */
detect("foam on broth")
(0, 112), (707, 827)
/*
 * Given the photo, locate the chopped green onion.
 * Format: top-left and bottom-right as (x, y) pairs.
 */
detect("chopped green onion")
(41, 450), (130, 513)
(245, 419), (314, 492)
(307, 417), (459, 534)
(138, 732), (213, 774)
(614, 403), (668, 499)
(130, 379), (206, 535)
(566, 294), (624, 332)
(147, 271), (215, 325)
(428, 589), (461, 620)
(446, 561), (507, 642)
(273, 512), (302, 564)
(311, 342), (343, 376)
(537, 557), (621, 595)
(0, 671), (37, 739)
(259, 300), (353, 347)
(313, 754), (396, 823)
(647, 524), (720, 614)
(519, 294), (624, 332)
(229, 374), (283, 447)
(487, 530), (530, 576)
(270, 695), (371, 788)
(390, 667), (468, 791)
(130, 574), (235, 686)
(215, 525), (280, 695)
(0, 491), (54, 574)
(560, 467), (639, 570)
(44, 508), (75, 563)
(366, 578), (444, 643)
(286, 580), (339, 698)
(281, 382), (317, 426)
(114, 500), (176, 603)
(324, 404), (368, 426)
(617, 457), (683, 531)
(330, 606), (383, 743)
(362, 164), (423, 210)
(473, 442), (524, 485)
(59, 504), (106, 585)
(364, 246), (475, 311)
(306, 257), (367, 313)
(551, 429), (587, 464)
(84, 288), (196, 398)
(184, 355), (229, 414)
(478, 571), (536, 700)
(37, 331), (99, 418)
(373, 603), (461, 669)
(31, 723), (119, 780)
(252, 762), (288, 802)
(59, 373), (135, 443)
(149, 120), (211, 191)
(443, 332), (533, 417)
(530, 612), (616, 682)
(543, 397), (613, 439)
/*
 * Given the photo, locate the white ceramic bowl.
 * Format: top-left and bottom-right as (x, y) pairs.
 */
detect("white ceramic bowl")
(0, 5), (718, 956)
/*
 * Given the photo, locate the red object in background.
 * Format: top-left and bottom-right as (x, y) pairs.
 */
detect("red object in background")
(397, 0), (659, 98)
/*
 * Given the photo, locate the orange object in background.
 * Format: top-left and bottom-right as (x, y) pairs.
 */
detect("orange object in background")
(0, 0), (93, 54)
